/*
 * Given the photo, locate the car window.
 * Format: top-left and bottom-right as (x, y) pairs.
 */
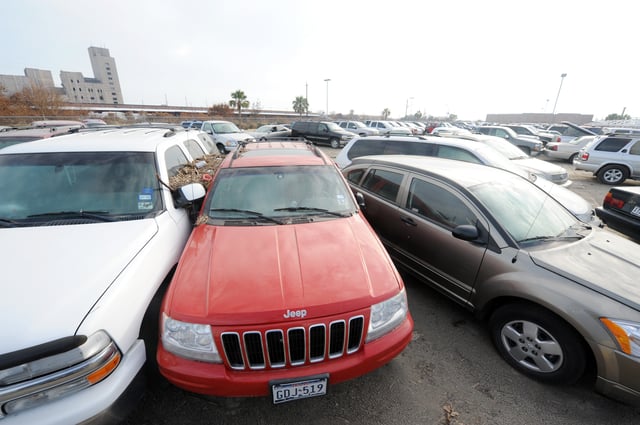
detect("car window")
(348, 139), (387, 159)
(406, 178), (477, 229)
(165, 145), (190, 177)
(595, 137), (632, 152)
(495, 128), (509, 138)
(345, 168), (366, 184)
(184, 139), (206, 159)
(629, 140), (640, 155)
(362, 168), (404, 202)
(435, 146), (482, 163)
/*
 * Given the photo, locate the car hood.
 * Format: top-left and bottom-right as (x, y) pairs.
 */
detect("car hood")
(1, 220), (158, 354)
(165, 217), (402, 325)
(217, 132), (254, 141)
(530, 230), (640, 311)
(512, 157), (567, 178)
(533, 177), (593, 219)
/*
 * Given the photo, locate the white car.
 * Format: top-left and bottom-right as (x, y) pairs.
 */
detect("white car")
(0, 126), (207, 424)
(335, 120), (380, 136)
(544, 135), (596, 163)
(198, 120), (255, 154)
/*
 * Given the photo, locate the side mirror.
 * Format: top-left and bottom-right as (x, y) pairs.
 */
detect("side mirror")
(174, 183), (206, 208)
(355, 192), (366, 209)
(452, 224), (479, 241)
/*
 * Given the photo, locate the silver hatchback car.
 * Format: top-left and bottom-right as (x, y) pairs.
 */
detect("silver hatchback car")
(343, 155), (640, 405)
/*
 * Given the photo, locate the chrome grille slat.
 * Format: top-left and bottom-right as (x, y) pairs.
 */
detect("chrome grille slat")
(219, 315), (365, 370)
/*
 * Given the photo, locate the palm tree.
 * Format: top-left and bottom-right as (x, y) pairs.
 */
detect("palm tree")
(382, 108), (391, 120)
(292, 96), (309, 116)
(229, 90), (250, 116)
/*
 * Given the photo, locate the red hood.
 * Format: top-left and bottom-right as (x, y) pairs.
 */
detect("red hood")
(165, 216), (403, 325)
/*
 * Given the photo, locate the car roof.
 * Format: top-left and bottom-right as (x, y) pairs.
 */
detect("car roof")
(349, 154), (518, 188)
(224, 140), (332, 168)
(0, 126), (191, 154)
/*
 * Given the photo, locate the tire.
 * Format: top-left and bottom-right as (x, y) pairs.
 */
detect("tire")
(216, 144), (228, 155)
(489, 304), (586, 385)
(568, 152), (578, 163)
(597, 164), (628, 185)
(330, 138), (340, 149)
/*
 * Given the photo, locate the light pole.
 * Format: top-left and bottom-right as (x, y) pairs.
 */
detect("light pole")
(551, 73), (567, 116)
(324, 78), (331, 117)
(405, 97), (414, 118)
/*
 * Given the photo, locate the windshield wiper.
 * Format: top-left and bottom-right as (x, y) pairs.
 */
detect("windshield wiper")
(518, 233), (584, 244)
(27, 210), (116, 222)
(0, 218), (19, 228)
(273, 206), (349, 217)
(209, 208), (283, 224)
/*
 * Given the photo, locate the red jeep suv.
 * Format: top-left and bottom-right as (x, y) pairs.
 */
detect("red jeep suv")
(157, 140), (413, 404)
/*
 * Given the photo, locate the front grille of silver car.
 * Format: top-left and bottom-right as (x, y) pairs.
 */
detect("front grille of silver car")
(220, 316), (365, 370)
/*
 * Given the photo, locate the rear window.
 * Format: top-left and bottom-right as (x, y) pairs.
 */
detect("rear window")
(594, 137), (632, 152)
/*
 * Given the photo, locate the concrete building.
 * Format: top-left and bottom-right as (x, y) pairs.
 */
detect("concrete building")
(0, 46), (124, 104)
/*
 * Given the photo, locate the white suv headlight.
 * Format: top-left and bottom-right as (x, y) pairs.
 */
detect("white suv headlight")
(161, 313), (222, 363)
(366, 289), (408, 342)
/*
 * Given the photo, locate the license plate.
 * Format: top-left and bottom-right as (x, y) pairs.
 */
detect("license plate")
(632, 206), (640, 217)
(271, 375), (328, 404)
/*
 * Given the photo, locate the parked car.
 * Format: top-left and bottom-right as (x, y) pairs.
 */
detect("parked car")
(342, 154), (640, 405)
(574, 134), (640, 184)
(249, 123), (292, 140)
(0, 126), (76, 149)
(335, 135), (591, 222)
(546, 121), (596, 143)
(595, 186), (640, 242)
(180, 120), (203, 129)
(544, 135), (596, 163)
(335, 120), (380, 137)
(504, 124), (562, 145)
(157, 140), (414, 402)
(0, 126), (208, 424)
(198, 120), (255, 154)
(366, 120), (398, 135)
(290, 120), (354, 148)
(476, 125), (544, 156)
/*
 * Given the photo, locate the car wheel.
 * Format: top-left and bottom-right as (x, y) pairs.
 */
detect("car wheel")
(259, 137), (267, 141)
(216, 144), (228, 155)
(568, 152), (578, 163)
(489, 304), (586, 385)
(330, 138), (340, 149)
(597, 164), (628, 185)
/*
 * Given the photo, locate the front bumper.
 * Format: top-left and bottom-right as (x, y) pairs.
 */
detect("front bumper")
(158, 316), (413, 397)
(594, 343), (640, 406)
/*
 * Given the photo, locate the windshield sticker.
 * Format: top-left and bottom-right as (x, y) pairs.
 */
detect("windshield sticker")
(138, 188), (154, 210)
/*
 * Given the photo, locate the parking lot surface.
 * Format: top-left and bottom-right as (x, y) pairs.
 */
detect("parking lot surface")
(124, 149), (640, 425)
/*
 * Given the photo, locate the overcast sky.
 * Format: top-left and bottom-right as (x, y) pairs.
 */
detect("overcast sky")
(3, 0), (638, 121)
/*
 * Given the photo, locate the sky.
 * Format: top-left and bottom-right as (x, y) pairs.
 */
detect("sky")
(3, 0), (639, 121)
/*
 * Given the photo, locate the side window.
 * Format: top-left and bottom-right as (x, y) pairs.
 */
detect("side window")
(362, 168), (404, 202)
(435, 146), (482, 163)
(348, 123), (357, 129)
(406, 178), (477, 229)
(595, 137), (632, 152)
(495, 129), (508, 138)
(348, 139), (386, 160)
(630, 140), (640, 155)
(319, 123), (328, 132)
(346, 168), (366, 184)
(202, 122), (212, 133)
(165, 145), (190, 177)
(184, 139), (206, 159)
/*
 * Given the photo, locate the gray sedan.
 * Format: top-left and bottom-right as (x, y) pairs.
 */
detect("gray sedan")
(342, 154), (640, 405)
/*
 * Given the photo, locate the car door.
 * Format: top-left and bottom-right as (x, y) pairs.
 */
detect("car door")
(394, 174), (490, 306)
(628, 139), (640, 177)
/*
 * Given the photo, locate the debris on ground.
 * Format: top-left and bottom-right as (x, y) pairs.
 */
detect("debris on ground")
(169, 154), (224, 190)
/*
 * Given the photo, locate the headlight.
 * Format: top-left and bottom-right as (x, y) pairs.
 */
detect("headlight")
(366, 289), (408, 342)
(161, 313), (222, 362)
(601, 318), (640, 356)
(224, 140), (238, 148)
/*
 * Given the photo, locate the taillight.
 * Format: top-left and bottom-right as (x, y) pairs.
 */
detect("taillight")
(580, 152), (590, 160)
(549, 145), (558, 151)
(555, 136), (561, 143)
(603, 192), (625, 209)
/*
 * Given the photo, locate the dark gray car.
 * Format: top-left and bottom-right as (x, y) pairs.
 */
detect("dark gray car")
(342, 154), (640, 406)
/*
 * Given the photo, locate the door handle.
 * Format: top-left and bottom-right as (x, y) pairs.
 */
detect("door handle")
(401, 216), (417, 226)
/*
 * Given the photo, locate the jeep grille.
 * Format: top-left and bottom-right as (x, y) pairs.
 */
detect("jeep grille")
(220, 316), (364, 370)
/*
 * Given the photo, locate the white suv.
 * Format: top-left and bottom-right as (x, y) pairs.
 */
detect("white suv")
(574, 134), (640, 184)
(0, 126), (207, 424)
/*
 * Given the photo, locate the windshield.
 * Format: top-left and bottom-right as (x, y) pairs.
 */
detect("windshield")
(212, 122), (242, 134)
(0, 152), (161, 223)
(206, 165), (356, 223)
(469, 176), (579, 244)
(326, 122), (343, 131)
(481, 137), (529, 159)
